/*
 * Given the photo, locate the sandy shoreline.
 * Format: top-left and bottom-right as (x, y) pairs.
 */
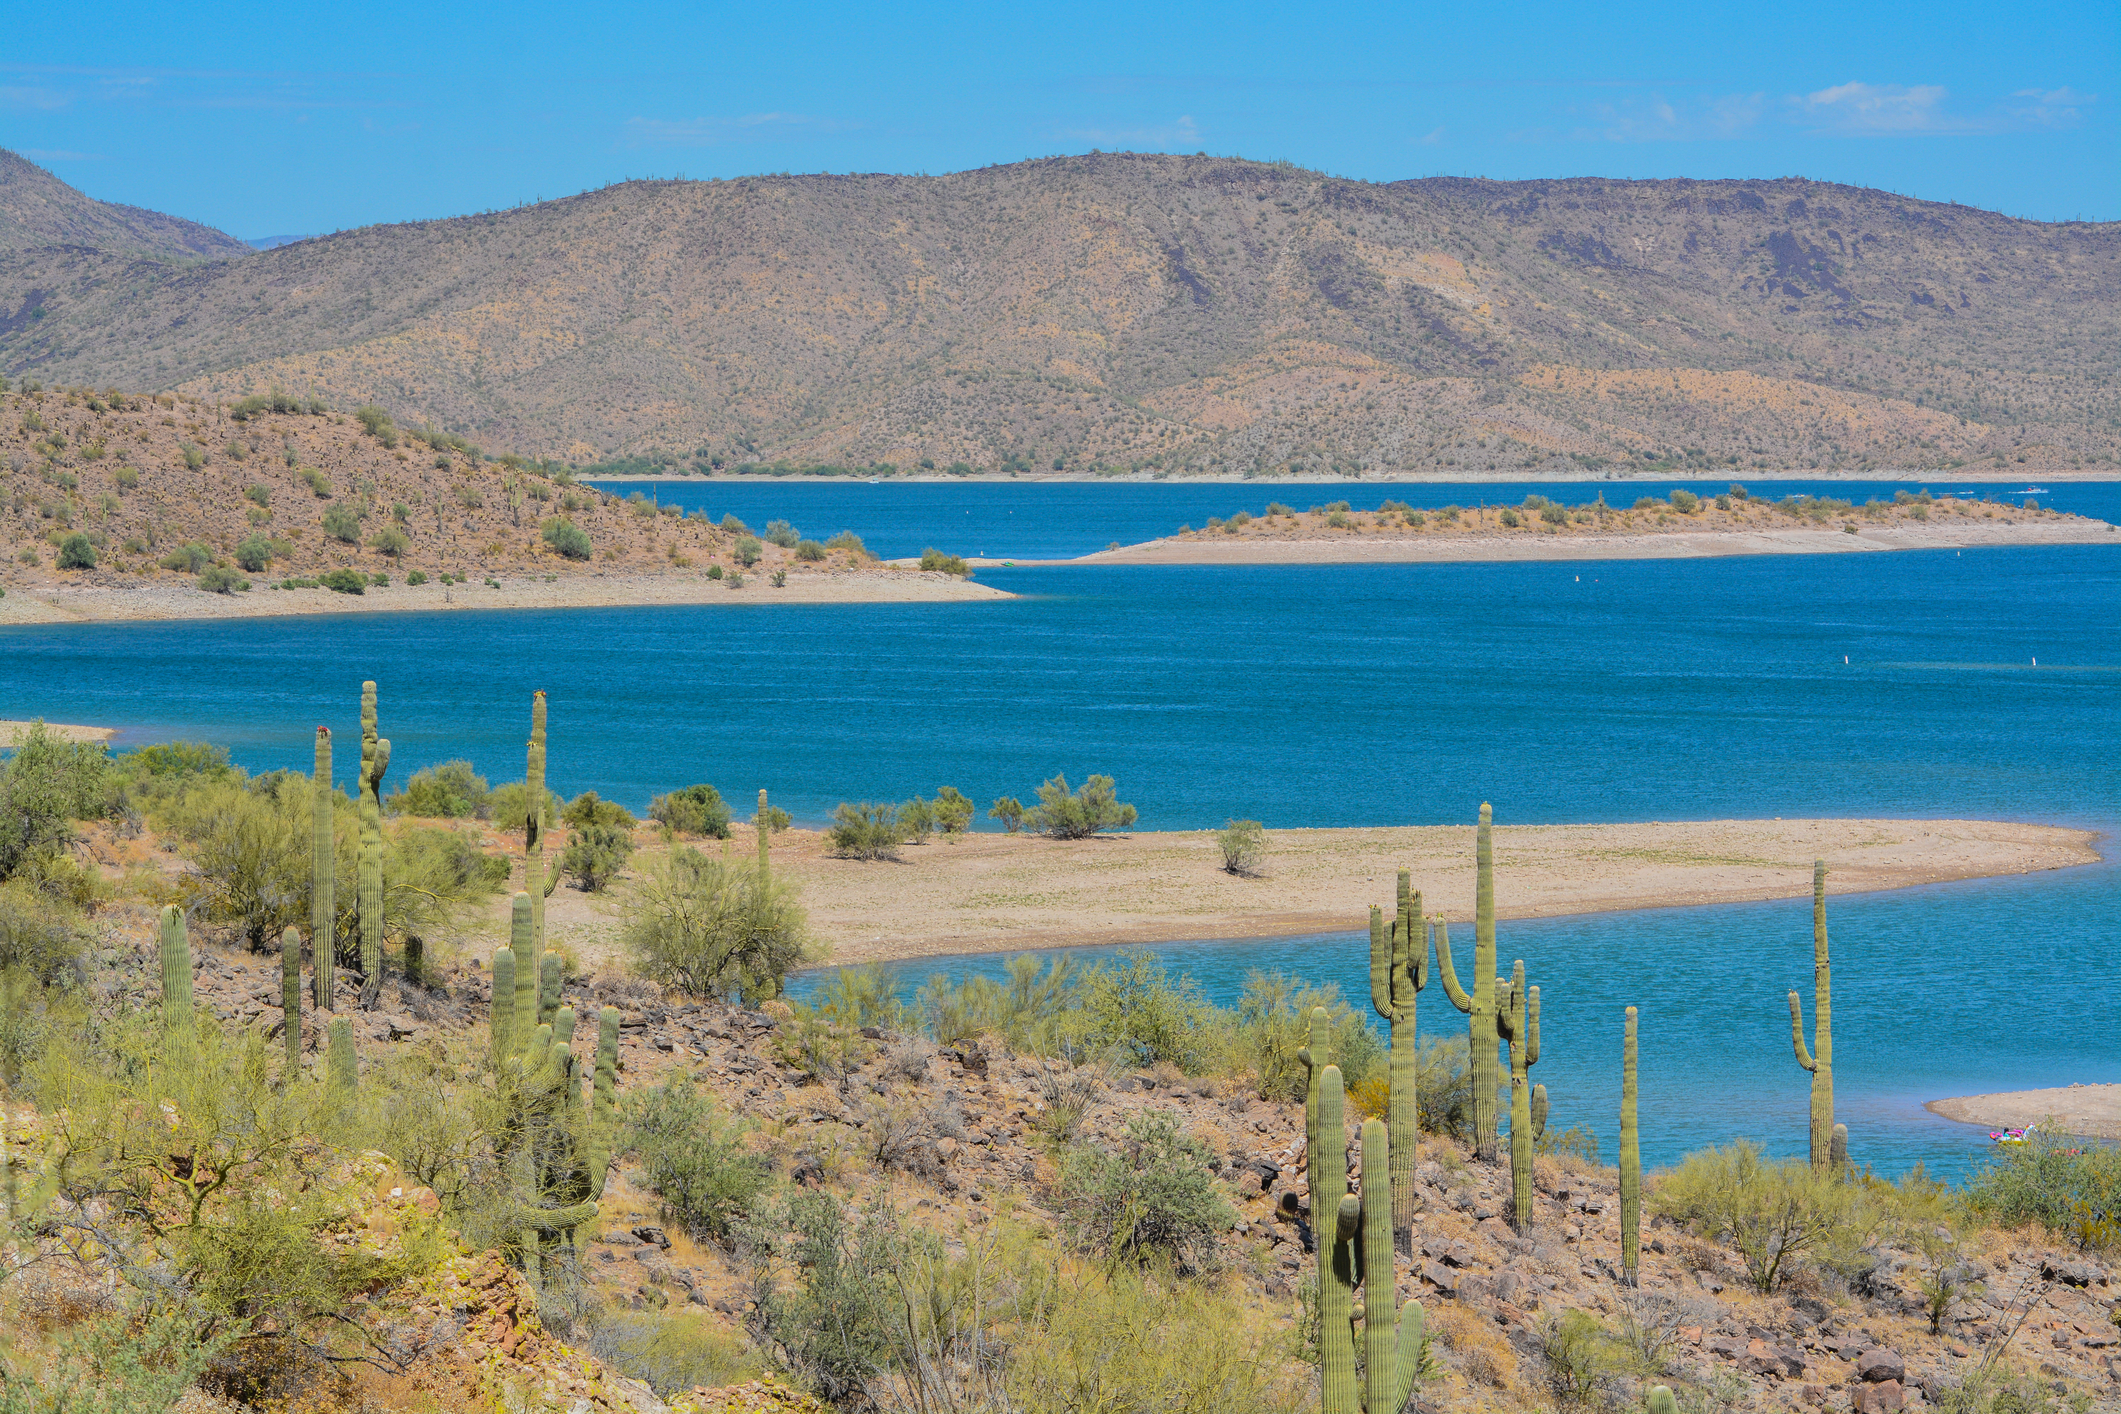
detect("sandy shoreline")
(1925, 1085), (2121, 1141)
(589, 471), (2121, 485)
(0, 720), (117, 745)
(532, 816), (2101, 971)
(0, 568), (1010, 625)
(1044, 519), (2117, 567)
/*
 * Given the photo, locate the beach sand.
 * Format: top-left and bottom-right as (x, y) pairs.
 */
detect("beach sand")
(0, 720), (117, 745)
(0, 567), (1009, 625)
(1925, 1084), (2121, 1141)
(527, 816), (2100, 971)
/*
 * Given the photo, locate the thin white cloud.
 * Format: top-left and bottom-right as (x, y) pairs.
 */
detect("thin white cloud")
(1569, 92), (1765, 142)
(1417, 126), (1445, 146)
(1059, 114), (1201, 148)
(1793, 81), (1965, 135)
(625, 113), (852, 146)
(2007, 86), (2094, 128)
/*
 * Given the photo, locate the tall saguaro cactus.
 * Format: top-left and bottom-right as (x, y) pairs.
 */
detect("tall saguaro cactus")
(1296, 1005), (1338, 1221)
(1310, 1064), (1427, 1414)
(1497, 958), (1542, 1235)
(1620, 1005), (1640, 1286)
(1368, 870), (1430, 1245)
(526, 691), (554, 953)
(356, 681), (391, 1010)
(281, 926), (302, 1071)
(159, 906), (193, 1061)
(757, 788), (771, 878)
(1788, 860), (1834, 1169)
(311, 727), (334, 1012)
(1434, 803), (1501, 1160)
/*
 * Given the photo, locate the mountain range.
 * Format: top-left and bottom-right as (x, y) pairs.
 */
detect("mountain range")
(3, 147), (2115, 474)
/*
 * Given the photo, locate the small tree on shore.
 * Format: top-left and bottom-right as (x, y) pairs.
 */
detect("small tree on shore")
(1216, 820), (1266, 876)
(828, 803), (905, 860)
(989, 797), (1025, 833)
(1024, 774), (1136, 839)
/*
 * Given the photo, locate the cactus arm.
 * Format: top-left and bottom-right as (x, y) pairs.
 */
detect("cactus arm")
(528, 691), (548, 952)
(311, 727), (334, 1012)
(1405, 882), (1429, 993)
(1393, 1300), (1426, 1410)
(509, 895), (535, 1056)
(160, 906), (194, 1059)
(281, 926), (302, 1071)
(1314, 1064), (1357, 1414)
(757, 788), (771, 877)
(589, 1006), (619, 1198)
(539, 950), (562, 1029)
(1359, 1119), (1395, 1414)
(1525, 984), (1540, 1070)
(1812, 860), (1831, 1069)
(1789, 991), (1817, 1071)
(491, 947), (516, 1065)
(1831, 1123), (1849, 1176)
(1432, 915), (1473, 1014)
(1367, 905), (1391, 1019)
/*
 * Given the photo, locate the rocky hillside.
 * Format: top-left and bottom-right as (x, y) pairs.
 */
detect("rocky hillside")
(1, 151), (2114, 475)
(0, 384), (881, 590)
(0, 149), (250, 262)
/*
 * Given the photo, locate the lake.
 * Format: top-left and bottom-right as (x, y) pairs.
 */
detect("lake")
(2, 483), (2114, 1178)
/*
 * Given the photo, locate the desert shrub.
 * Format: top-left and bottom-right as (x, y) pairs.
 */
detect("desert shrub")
(0, 1305), (233, 1413)
(114, 465), (140, 490)
(824, 531), (868, 556)
(706, 564), (724, 579)
(621, 1078), (772, 1243)
(321, 502), (361, 543)
(719, 513), (749, 533)
(180, 441), (207, 470)
(989, 796), (1025, 832)
(650, 783), (732, 838)
(1499, 508), (1522, 527)
(542, 517), (592, 560)
(1326, 510), (1351, 528)
(1536, 1309), (1623, 1411)
(354, 404), (397, 445)
(0, 723), (112, 881)
(1654, 1141), (1863, 1291)
(1236, 971), (1382, 1102)
(1217, 819), (1266, 875)
(560, 822), (634, 891)
(753, 1193), (900, 1402)
(158, 541), (211, 572)
(1056, 1109), (1233, 1270)
(561, 790), (635, 829)
(0, 881), (86, 984)
(195, 564), (248, 594)
(592, 1312), (768, 1398)
(406, 570), (428, 585)
(1669, 489), (1700, 513)
(917, 954), (1077, 1052)
(734, 535), (762, 566)
(1541, 503), (1568, 525)
(53, 532), (96, 570)
(794, 538), (826, 561)
(317, 568), (365, 594)
(244, 482), (272, 506)
(623, 846), (811, 1002)
(930, 786), (974, 834)
(487, 779), (564, 837)
(829, 802), (905, 860)
(765, 519), (800, 548)
(1071, 951), (1223, 1072)
(387, 760), (490, 819)
(369, 525), (409, 558)
(918, 547), (969, 575)
(233, 531), (275, 572)
(1022, 773), (1136, 839)
(1632, 496), (1659, 510)
(899, 796), (934, 843)
(1964, 1129), (2121, 1249)
(113, 740), (231, 787)
(813, 962), (908, 1033)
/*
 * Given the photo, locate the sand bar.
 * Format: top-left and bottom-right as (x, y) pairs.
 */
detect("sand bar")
(0, 568), (1009, 625)
(0, 720), (117, 745)
(529, 816), (2099, 969)
(1925, 1085), (2121, 1141)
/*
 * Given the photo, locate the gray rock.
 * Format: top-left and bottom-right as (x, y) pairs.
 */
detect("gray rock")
(1857, 1348), (1906, 1383)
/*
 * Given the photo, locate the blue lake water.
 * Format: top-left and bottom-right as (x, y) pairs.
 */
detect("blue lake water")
(583, 477), (2121, 562)
(2, 484), (2115, 1179)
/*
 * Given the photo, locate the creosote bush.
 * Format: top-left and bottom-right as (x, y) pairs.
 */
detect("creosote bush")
(387, 759), (491, 819)
(1056, 1109), (1234, 1272)
(1022, 773), (1136, 839)
(828, 802), (905, 860)
(623, 845), (813, 1002)
(650, 782), (733, 838)
(560, 822), (635, 891)
(621, 1078), (772, 1243)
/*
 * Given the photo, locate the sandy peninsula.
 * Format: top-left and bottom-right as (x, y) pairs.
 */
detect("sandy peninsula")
(0, 720), (117, 744)
(1926, 1084), (2121, 1141)
(530, 816), (2099, 971)
(0, 567), (1009, 625)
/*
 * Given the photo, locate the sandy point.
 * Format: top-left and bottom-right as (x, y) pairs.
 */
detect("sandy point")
(0, 720), (117, 745)
(1925, 1084), (2121, 1141)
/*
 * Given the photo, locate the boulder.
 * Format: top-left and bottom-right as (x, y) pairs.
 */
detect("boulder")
(2041, 1258), (2103, 1287)
(1852, 1380), (1905, 1413)
(1857, 1349), (1906, 1383)
(1421, 1262), (1460, 1296)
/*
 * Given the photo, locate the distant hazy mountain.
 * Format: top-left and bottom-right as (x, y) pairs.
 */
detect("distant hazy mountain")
(244, 234), (316, 251)
(0, 149), (251, 262)
(1, 149), (2114, 472)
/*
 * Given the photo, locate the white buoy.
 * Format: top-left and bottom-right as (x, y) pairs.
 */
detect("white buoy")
(1844, 656), (1849, 664)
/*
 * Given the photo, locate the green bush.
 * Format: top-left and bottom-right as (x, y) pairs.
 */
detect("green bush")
(486, 780), (563, 837)
(197, 564), (249, 594)
(559, 822), (634, 891)
(321, 502), (362, 543)
(542, 517), (592, 560)
(1217, 819), (1266, 875)
(621, 1079), (773, 1244)
(753, 801), (792, 834)
(234, 531), (275, 572)
(354, 404), (397, 446)
(918, 547), (969, 575)
(0, 880), (87, 984)
(0, 723), (112, 881)
(318, 568), (365, 594)
(623, 846), (813, 1005)
(1235, 971), (1382, 1102)
(244, 482), (271, 506)
(899, 796), (935, 842)
(591, 1312), (767, 1398)
(113, 465), (140, 490)
(180, 441), (207, 471)
(1964, 1129), (2121, 1250)
(754, 1192), (900, 1402)
(794, 538), (826, 561)
(719, 513), (750, 534)
(1541, 503), (1568, 525)
(561, 790), (635, 830)
(1654, 1141), (1872, 1291)
(387, 760), (490, 819)
(1632, 496), (1659, 511)
(828, 803), (905, 860)
(931, 786), (974, 834)
(989, 796), (1025, 833)
(824, 530), (868, 557)
(1023, 773), (1136, 839)
(55, 532), (96, 570)
(765, 519), (800, 548)
(1499, 508), (1522, 527)
(407, 570), (428, 585)
(1669, 490), (1700, 513)
(706, 564), (724, 580)
(1056, 1109), (1233, 1271)
(159, 541), (212, 572)
(650, 783), (732, 838)
(114, 741), (232, 786)
(734, 535), (762, 566)
(370, 525), (410, 558)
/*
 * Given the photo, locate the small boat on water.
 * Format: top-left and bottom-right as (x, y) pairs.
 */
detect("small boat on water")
(2019, 485), (2051, 495)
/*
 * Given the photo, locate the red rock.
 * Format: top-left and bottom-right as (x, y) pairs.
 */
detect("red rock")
(1852, 1379), (1904, 1412)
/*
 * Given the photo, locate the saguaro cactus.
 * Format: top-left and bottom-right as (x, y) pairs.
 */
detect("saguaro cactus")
(312, 727), (334, 1011)
(159, 906), (193, 1060)
(526, 691), (554, 952)
(356, 681), (391, 1010)
(281, 926), (302, 1070)
(327, 1016), (356, 1096)
(1831, 1123), (1850, 1177)
(1434, 802), (1501, 1160)
(491, 944), (517, 1066)
(757, 788), (771, 878)
(1647, 1388), (1679, 1414)
(589, 1006), (620, 1198)
(539, 950), (563, 1029)
(1497, 958), (1542, 1235)
(1620, 1005), (1640, 1286)
(1296, 1004), (1338, 1222)
(1311, 1064), (1427, 1414)
(1788, 859), (1834, 1169)
(1368, 870), (1429, 1245)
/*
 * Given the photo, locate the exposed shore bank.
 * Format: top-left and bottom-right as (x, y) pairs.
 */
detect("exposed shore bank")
(587, 470), (2121, 484)
(534, 816), (2100, 971)
(0, 567), (1010, 625)
(1925, 1084), (2121, 1141)
(0, 720), (117, 745)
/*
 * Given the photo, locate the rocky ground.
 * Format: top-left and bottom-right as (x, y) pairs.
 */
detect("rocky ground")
(36, 888), (2116, 1414)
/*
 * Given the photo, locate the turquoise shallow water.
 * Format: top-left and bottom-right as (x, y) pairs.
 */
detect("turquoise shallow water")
(1, 487), (2114, 1179)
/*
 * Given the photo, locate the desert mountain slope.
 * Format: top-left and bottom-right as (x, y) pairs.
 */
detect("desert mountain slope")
(2, 152), (2115, 472)
(0, 149), (251, 262)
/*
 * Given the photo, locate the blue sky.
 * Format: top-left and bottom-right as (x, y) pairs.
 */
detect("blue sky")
(6, 0), (2114, 238)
